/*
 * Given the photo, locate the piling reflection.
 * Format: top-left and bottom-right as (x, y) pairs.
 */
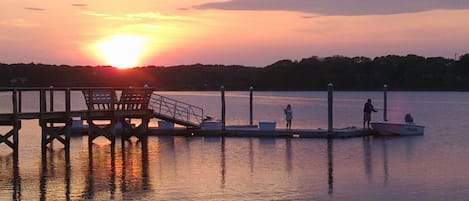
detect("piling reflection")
(381, 138), (389, 186)
(327, 138), (334, 195)
(249, 138), (254, 174)
(120, 137), (151, 194)
(39, 147), (70, 201)
(82, 137), (151, 200)
(285, 138), (292, 175)
(220, 137), (226, 189)
(363, 136), (373, 182)
(84, 143), (116, 200)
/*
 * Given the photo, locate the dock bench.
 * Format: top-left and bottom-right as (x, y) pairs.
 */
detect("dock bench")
(82, 89), (117, 111)
(82, 88), (154, 143)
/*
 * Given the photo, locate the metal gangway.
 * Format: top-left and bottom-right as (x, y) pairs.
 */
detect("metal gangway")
(149, 93), (204, 128)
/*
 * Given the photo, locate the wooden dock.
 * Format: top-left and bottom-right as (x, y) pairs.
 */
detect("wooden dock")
(0, 86), (378, 160)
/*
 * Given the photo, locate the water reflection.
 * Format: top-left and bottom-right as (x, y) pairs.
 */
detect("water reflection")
(285, 138), (292, 175)
(381, 138), (389, 186)
(220, 137), (226, 189)
(0, 134), (428, 200)
(327, 139), (334, 195)
(120, 137), (150, 194)
(362, 136), (373, 183)
(249, 138), (254, 175)
(40, 147), (70, 200)
(81, 137), (151, 200)
(84, 143), (117, 200)
(0, 154), (21, 200)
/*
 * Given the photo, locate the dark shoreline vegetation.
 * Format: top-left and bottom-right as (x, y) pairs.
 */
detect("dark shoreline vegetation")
(1, 54), (469, 91)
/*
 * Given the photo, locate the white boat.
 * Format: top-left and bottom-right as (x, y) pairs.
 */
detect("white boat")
(371, 121), (425, 136)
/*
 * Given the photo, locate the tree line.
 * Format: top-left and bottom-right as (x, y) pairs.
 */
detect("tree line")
(1, 54), (468, 91)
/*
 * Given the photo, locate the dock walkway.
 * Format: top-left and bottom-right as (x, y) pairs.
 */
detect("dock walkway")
(146, 126), (376, 138)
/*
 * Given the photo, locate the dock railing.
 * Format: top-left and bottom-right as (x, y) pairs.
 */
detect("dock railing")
(149, 93), (204, 128)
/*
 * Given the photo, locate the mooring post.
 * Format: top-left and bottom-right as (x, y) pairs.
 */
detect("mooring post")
(383, 84), (388, 121)
(249, 86), (253, 126)
(327, 83), (334, 133)
(221, 86), (226, 131)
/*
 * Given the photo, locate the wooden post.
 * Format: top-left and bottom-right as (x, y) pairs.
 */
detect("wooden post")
(0, 89), (21, 156)
(221, 86), (226, 131)
(383, 84), (388, 121)
(65, 88), (71, 151)
(18, 90), (22, 113)
(327, 83), (333, 133)
(12, 89), (19, 158)
(40, 89), (47, 154)
(49, 86), (54, 112)
(249, 86), (253, 126)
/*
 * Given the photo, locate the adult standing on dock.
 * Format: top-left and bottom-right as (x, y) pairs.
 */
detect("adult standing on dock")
(284, 104), (293, 130)
(363, 99), (377, 129)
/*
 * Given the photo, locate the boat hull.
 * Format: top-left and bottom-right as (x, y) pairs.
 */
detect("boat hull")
(371, 121), (425, 136)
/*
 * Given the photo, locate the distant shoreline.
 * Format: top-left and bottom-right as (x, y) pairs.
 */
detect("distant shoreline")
(2, 54), (469, 91)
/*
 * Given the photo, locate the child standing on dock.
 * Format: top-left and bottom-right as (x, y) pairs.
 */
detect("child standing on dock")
(284, 104), (293, 130)
(363, 99), (377, 129)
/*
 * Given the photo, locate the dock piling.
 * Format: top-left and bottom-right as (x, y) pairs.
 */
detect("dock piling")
(327, 83), (334, 133)
(249, 86), (253, 126)
(221, 86), (226, 131)
(383, 84), (388, 121)
(40, 88), (72, 154)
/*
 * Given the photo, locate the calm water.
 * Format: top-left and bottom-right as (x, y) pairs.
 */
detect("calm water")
(0, 91), (468, 200)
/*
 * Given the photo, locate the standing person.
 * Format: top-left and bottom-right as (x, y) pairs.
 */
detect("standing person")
(284, 104), (293, 130)
(363, 99), (377, 129)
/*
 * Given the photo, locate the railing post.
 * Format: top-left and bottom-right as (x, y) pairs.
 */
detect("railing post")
(159, 96), (163, 114)
(187, 106), (191, 121)
(173, 101), (177, 119)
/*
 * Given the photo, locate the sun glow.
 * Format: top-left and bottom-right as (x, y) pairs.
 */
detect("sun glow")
(96, 34), (147, 69)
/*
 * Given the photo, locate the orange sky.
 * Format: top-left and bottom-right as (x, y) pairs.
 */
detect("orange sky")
(1, 0), (469, 68)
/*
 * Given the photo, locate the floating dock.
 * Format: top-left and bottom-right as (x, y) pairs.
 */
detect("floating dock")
(70, 123), (377, 138)
(148, 127), (376, 138)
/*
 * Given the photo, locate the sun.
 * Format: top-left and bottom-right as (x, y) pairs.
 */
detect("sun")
(96, 34), (147, 69)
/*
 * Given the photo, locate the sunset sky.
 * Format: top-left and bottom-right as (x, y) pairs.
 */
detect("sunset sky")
(1, 0), (469, 68)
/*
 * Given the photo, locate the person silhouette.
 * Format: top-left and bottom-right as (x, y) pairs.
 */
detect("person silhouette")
(284, 104), (293, 130)
(363, 99), (377, 129)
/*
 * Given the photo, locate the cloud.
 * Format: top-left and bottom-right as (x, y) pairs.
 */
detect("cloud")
(72, 3), (88, 9)
(194, 0), (469, 15)
(83, 11), (194, 23)
(24, 7), (45, 11)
